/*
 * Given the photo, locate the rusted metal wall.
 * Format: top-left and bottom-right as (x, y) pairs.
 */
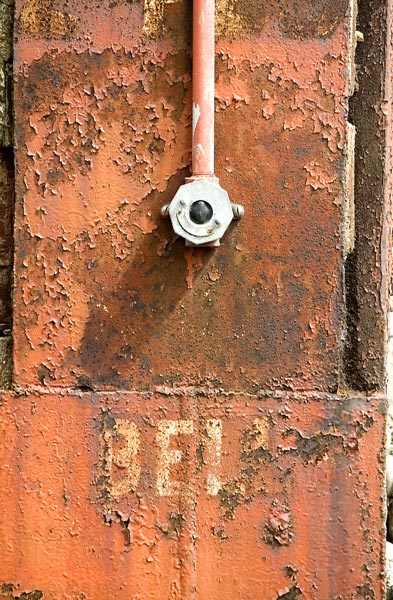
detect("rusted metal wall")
(0, 0), (390, 598)
(0, 393), (387, 599)
(0, 0), (14, 388)
(345, 0), (393, 391)
(12, 0), (351, 392)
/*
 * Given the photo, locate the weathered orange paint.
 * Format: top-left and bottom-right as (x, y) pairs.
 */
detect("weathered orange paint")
(13, 0), (348, 391)
(0, 392), (386, 599)
(0, 0), (389, 598)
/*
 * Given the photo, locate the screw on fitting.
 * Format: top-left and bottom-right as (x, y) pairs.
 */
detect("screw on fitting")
(231, 204), (245, 220)
(163, 180), (238, 246)
(160, 204), (170, 218)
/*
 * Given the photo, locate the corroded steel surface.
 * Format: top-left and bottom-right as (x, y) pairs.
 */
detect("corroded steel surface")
(7, 1), (389, 598)
(13, 0), (350, 392)
(345, 0), (393, 391)
(0, 392), (386, 599)
(0, 150), (13, 329)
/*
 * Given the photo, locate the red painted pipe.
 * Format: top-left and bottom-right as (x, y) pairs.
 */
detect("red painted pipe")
(192, 0), (215, 178)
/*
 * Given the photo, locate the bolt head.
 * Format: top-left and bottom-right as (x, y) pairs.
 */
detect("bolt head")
(189, 200), (213, 224)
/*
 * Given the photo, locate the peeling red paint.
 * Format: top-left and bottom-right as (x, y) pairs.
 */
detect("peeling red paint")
(13, 1), (351, 391)
(184, 247), (204, 289)
(0, 392), (387, 599)
(3, 0), (390, 598)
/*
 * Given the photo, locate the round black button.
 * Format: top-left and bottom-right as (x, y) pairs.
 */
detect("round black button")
(189, 200), (213, 224)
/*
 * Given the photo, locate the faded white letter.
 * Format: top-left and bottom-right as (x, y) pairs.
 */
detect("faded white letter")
(156, 420), (194, 496)
(105, 419), (141, 498)
(205, 419), (222, 495)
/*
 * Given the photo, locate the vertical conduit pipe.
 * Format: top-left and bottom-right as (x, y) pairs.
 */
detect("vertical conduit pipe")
(191, 0), (215, 179)
(161, 0), (244, 245)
